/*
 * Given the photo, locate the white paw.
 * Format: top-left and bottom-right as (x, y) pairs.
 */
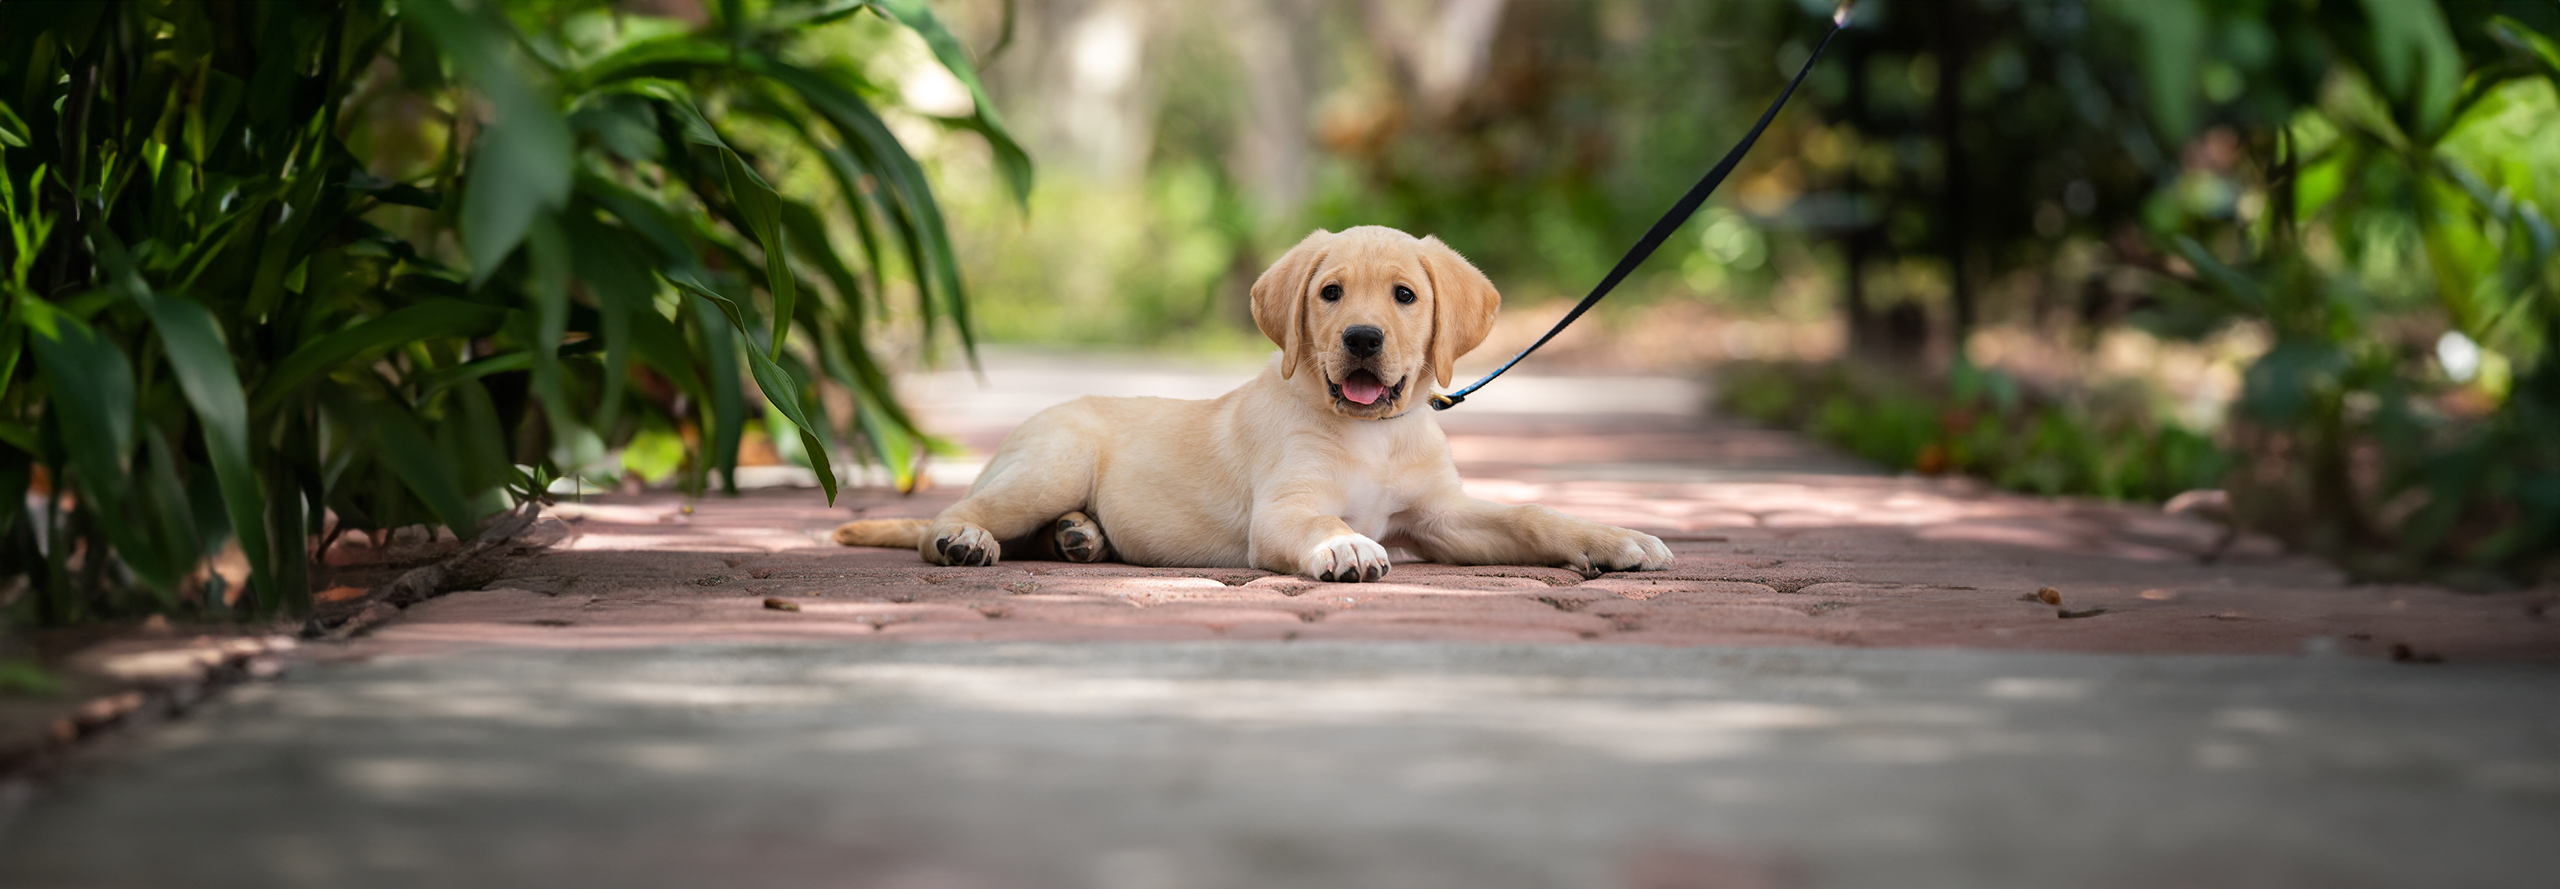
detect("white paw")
(928, 523), (999, 567)
(1568, 528), (1674, 576)
(1309, 533), (1391, 583)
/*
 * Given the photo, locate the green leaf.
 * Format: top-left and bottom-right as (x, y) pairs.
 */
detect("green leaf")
(0, 101), (27, 148)
(22, 301), (134, 496)
(522, 218), (585, 466)
(719, 148), (795, 358)
(369, 402), (478, 539)
(254, 300), (510, 413)
(578, 36), (718, 85)
(141, 296), (276, 613)
(684, 295), (746, 495)
(2487, 17), (2560, 83)
(2356, 0), (2463, 139)
(404, 0), (572, 285)
(760, 59), (979, 365)
(83, 221), (281, 608)
(2102, 0), (2203, 144)
(22, 300), (175, 591)
(870, 0), (1035, 206)
(667, 273), (838, 502)
(416, 351), (534, 401)
(575, 171), (707, 276)
(0, 291), (24, 399)
(138, 427), (197, 609)
(562, 213), (657, 436)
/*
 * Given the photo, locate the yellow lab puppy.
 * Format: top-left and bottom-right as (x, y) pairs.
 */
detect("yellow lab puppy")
(836, 226), (1674, 582)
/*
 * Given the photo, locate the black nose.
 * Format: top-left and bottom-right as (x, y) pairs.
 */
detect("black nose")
(1342, 325), (1384, 358)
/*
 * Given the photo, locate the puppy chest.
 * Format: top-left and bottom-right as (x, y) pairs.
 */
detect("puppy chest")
(1331, 473), (1407, 538)
(1329, 428), (1419, 538)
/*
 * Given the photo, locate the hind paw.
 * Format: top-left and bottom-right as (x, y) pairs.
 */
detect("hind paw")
(1053, 511), (1110, 563)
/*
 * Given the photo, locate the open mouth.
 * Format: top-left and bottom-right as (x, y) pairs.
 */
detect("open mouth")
(1329, 369), (1406, 408)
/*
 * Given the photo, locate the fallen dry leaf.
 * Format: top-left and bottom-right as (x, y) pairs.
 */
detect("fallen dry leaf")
(2036, 587), (2062, 606)
(2057, 607), (2108, 619)
(763, 597), (800, 612)
(316, 585), (371, 604)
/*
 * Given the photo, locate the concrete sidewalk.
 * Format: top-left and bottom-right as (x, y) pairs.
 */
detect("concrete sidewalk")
(8, 642), (2559, 889)
(3, 349), (2555, 888)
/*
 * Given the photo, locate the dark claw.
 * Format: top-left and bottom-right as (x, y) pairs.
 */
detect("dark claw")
(1362, 564), (1383, 582)
(1063, 531), (1088, 546)
(1057, 518), (1076, 533)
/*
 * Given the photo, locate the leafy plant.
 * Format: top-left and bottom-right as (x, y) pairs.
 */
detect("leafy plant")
(1720, 360), (2226, 503)
(0, 0), (1027, 623)
(2112, 2), (2560, 582)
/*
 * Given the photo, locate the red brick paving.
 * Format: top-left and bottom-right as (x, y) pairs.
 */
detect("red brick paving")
(333, 411), (2560, 662)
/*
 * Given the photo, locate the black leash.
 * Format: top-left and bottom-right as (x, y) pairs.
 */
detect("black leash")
(1430, 7), (1851, 411)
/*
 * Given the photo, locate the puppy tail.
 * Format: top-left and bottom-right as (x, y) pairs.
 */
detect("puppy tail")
(833, 518), (931, 549)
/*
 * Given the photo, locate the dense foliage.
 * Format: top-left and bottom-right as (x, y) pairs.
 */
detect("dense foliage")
(2120, 1), (2560, 583)
(1720, 359), (2226, 503)
(1730, 0), (2560, 584)
(0, 0), (1025, 622)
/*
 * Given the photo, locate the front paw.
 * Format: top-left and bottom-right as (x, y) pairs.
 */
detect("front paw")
(926, 523), (999, 567)
(1565, 527), (1674, 577)
(1309, 533), (1391, 583)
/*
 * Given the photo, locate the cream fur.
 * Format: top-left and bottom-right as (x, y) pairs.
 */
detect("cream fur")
(834, 226), (1674, 581)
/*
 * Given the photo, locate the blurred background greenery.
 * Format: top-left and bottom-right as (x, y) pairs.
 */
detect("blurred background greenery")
(5, 0), (2559, 633)
(901, 0), (2560, 585)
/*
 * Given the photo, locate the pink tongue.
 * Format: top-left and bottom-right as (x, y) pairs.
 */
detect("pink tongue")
(1342, 372), (1386, 405)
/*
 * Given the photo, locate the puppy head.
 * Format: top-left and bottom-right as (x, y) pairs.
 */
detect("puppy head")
(1251, 226), (1500, 419)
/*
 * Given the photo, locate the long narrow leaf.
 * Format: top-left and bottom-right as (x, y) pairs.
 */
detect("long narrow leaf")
(24, 301), (177, 592)
(686, 296), (747, 495)
(254, 300), (509, 412)
(404, 0), (572, 284)
(87, 224), (281, 607)
(718, 148), (795, 357)
(761, 59), (980, 366)
(142, 296), (277, 610)
(667, 273), (839, 502)
(368, 402), (478, 539)
(869, 0), (1033, 206)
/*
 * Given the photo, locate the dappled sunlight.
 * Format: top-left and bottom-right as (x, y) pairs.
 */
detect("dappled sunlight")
(797, 662), (1907, 765)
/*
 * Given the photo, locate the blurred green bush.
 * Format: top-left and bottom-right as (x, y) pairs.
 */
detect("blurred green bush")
(2109, 1), (2560, 584)
(1720, 359), (2225, 503)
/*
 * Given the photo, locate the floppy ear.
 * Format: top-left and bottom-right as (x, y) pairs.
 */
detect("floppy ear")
(1251, 229), (1332, 380)
(1418, 236), (1500, 389)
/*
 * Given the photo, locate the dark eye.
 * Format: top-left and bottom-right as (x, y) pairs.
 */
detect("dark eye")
(1320, 284), (1343, 302)
(1394, 285), (1416, 304)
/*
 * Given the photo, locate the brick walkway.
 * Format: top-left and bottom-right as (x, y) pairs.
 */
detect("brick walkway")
(345, 352), (2555, 662)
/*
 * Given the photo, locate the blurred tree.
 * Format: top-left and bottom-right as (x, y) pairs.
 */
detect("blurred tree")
(1796, 0), (2560, 580)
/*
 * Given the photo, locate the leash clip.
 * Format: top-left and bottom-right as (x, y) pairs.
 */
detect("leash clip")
(1428, 392), (1463, 411)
